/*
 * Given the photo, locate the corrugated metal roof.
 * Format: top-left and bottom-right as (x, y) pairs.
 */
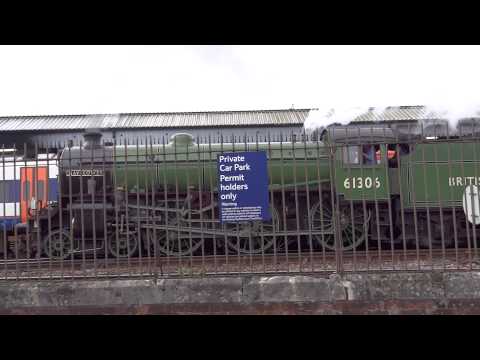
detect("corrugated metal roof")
(351, 105), (443, 122)
(0, 109), (311, 132)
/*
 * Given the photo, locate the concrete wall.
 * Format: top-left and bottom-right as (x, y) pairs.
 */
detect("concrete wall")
(1, 272), (480, 314)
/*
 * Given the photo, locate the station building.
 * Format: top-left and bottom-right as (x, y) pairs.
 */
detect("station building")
(0, 109), (312, 150)
(0, 105), (451, 151)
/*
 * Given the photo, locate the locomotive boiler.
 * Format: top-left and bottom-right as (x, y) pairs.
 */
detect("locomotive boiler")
(32, 130), (334, 259)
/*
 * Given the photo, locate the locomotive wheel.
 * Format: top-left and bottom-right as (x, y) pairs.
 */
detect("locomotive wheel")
(225, 207), (281, 254)
(309, 201), (368, 251)
(148, 214), (204, 257)
(43, 229), (74, 260)
(108, 231), (139, 258)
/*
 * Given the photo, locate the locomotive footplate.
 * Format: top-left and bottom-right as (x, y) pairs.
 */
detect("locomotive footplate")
(141, 223), (334, 238)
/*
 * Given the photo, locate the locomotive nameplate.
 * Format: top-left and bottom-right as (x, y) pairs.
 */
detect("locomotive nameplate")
(65, 169), (104, 177)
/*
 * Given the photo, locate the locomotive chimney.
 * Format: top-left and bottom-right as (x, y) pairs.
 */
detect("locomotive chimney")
(83, 128), (103, 149)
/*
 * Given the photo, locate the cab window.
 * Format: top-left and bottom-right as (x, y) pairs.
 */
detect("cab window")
(343, 146), (360, 164)
(343, 145), (383, 165)
(363, 145), (381, 165)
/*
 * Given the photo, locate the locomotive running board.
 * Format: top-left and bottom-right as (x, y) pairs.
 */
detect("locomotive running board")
(127, 204), (218, 216)
(68, 247), (104, 255)
(141, 224), (334, 238)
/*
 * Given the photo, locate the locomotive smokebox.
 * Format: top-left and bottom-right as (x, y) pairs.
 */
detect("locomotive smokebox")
(58, 128), (114, 239)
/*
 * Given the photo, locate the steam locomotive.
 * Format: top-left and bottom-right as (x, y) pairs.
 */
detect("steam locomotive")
(4, 117), (480, 259)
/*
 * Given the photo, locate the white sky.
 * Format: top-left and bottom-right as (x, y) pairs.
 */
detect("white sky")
(0, 45), (479, 117)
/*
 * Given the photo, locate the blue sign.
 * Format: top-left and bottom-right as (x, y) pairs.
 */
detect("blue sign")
(217, 151), (271, 223)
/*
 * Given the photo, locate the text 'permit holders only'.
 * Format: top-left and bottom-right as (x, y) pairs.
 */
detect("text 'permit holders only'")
(217, 151), (271, 223)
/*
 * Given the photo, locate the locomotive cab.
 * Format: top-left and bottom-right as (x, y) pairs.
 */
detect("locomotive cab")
(325, 125), (400, 201)
(322, 124), (412, 246)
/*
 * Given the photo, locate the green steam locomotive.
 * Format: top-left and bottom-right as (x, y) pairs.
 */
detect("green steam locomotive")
(19, 118), (480, 258)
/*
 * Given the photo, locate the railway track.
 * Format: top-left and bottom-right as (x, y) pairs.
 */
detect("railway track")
(0, 248), (479, 280)
(0, 248), (476, 264)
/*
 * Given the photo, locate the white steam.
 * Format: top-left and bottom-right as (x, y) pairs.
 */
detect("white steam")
(423, 102), (480, 130)
(303, 105), (388, 132)
(304, 101), (480, 135)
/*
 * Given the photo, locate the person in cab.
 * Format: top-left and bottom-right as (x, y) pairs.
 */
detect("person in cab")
(375, 145), (397, 167)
